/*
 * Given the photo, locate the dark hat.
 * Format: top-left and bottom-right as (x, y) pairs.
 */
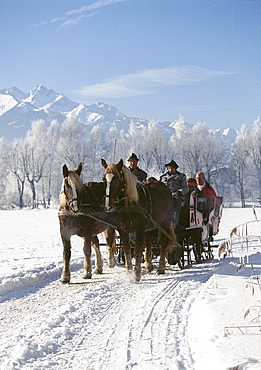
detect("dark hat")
(187, 177), (196, 184)
(165, 160), (179, 169)
(128, 153), (139, 161)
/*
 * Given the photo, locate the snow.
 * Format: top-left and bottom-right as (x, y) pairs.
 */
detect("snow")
(0, 94), (18, 116)
(0, 208), (260, 370)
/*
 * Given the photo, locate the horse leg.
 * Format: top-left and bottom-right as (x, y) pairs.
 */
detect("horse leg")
(105, 227), (116, 268)
(134, 221), (146, 282)
(157, 234), (168, 274)
(92, 236), (103, 274)
(120, 231), (133, 272)
(144, 232), (153, 273)
(60, 234), (71, 284)
(82, 234), (93, 279)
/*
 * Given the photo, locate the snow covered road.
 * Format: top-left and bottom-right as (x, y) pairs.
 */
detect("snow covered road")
(0, 209), (260, 369)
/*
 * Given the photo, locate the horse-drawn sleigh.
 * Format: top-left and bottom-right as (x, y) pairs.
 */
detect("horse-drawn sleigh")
(58, 160), (223, 283)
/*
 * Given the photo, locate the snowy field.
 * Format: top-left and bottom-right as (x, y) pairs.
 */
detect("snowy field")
(0, 207), (260, 370)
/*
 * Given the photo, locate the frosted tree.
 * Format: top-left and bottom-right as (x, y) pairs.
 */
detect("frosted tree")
(179, 122), (228, 185)
(180, 122), (204, 175)
(146, 121), (169, 174)
(0, 137), (9, 207)
(86, 125), (106, 181)
(57, 118), (89, 169)
(45, 120), (61, 205)
(170, 120), (190, 173)
(22, 120), (50, 208)
(7, 139), (26, 208)
(126, 120), (148, 170)
(246, 117), (261, 203)
(200, 131), (229, 184)
(231, 124), (250, 207)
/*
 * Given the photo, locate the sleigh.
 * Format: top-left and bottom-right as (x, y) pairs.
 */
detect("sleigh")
(167, 192), (223, 267)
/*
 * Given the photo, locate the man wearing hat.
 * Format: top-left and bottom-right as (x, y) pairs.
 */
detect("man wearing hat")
(160, 160), (188, 227)
(127, 153), (147, 182)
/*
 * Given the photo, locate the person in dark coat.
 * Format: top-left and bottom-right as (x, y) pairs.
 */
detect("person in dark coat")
(127, 153), (147, 182)
(160, 160), (188, 227)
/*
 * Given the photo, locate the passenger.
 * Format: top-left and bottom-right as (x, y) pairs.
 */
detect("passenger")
(178, 177), (197, 228)
(160, 160), (188, 227)
(187, 177), (197, 196)
(196, 171), (217, 241)
(127, 153), (147, 182)
(195, 171), (217, 211)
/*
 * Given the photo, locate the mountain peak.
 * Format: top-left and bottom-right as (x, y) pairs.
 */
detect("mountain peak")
(0, 85), (237, 144)
(0, 86), (28, 102)
(24, 86), (60, 108)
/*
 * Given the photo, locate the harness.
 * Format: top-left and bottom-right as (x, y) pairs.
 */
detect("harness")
(59, 173), (178, 244)
(61, 180), (103, 212)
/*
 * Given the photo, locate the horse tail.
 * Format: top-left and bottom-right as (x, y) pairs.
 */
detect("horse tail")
(111, 229), (117, 253)
(166, 221), (177, 252)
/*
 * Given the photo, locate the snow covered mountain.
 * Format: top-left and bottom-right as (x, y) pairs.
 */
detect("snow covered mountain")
(0, 85), (237, 143)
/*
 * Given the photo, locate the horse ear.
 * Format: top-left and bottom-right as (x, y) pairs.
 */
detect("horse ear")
(63, 164), (68, 178)
(101, 158), (108, 169)
(76, 162), (82, 175)
(117, 159), (123, 172)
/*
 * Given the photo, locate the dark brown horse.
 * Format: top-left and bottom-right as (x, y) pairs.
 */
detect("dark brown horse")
(102, 159), (180, 281)
(59, 163), (116, 283)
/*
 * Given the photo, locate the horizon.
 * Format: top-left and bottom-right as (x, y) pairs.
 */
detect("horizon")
(1, 0), (260, 130)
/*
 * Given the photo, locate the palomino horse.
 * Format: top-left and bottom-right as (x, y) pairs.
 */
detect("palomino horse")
(102, 159), (180, 281)
(59, 163), (116, 283)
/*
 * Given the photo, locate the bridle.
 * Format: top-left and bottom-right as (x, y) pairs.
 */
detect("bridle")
(62, 178), (105, 213)
(104, 170), (126, 210)
(62, 177), (79, 212)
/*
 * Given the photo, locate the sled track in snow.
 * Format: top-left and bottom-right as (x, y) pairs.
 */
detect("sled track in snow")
(66, 270), (206, 370)
(0, 259), (216, 370)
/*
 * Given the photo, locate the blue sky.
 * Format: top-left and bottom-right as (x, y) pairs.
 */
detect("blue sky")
(0, 0), (260, 130)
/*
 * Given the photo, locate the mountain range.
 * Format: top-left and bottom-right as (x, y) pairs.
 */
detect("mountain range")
(0, 85), (237, 143)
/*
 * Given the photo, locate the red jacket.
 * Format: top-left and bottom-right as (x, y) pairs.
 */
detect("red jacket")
(198, 181), (217, 210)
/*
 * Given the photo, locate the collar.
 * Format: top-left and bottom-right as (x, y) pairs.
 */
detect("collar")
(197, 182), (206, 191)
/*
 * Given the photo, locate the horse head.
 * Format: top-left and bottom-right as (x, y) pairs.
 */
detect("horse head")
(102, 159), (138, 211)
(60, 162), (83, 212)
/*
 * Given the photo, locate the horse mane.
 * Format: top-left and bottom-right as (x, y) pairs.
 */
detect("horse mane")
(59, 191), (67, 208)
(59, 168), (85, 208)
(105, 163), (139, 204)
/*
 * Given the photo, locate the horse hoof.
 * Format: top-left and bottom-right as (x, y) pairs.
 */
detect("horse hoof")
(156, 269), (165, 275)
(145, 264), (153, 273)
(82, 273), (92, 279)
(108, 261), (116, 268)
(94, 269), (103, 275)
(60, 277), (70, 284)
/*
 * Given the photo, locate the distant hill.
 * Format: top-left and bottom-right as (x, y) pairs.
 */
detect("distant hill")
(0, 85), (237, 143)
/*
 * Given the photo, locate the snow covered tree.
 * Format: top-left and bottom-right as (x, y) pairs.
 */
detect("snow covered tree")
(0, 137), (9, 207)
(231, 124), (250, 207)
(7, 139), (26, 208)
(22, 120), (50, 208)
(57, 118), (89, 169)
(246, 117), (261, 203)
(45, 120), (61, 205)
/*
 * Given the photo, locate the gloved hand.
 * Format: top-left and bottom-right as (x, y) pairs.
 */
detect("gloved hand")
(172, 190), (182, 199)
